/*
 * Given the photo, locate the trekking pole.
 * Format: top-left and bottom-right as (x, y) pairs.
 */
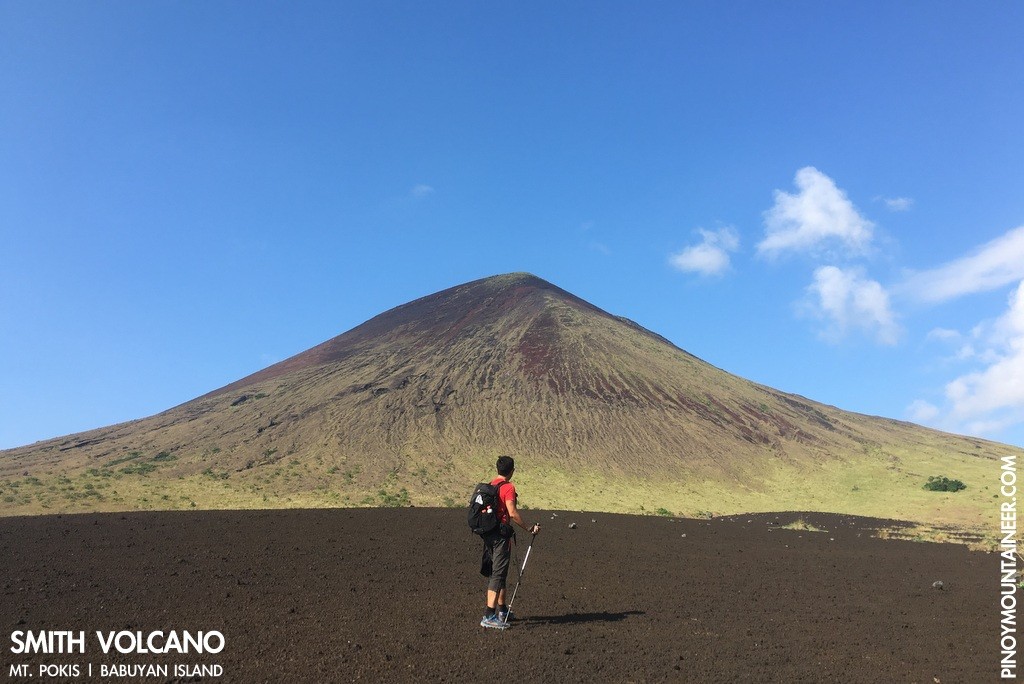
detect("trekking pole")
(502, 530), (537, 626)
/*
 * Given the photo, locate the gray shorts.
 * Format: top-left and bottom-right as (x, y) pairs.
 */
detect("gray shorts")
(483, 531), (511, 591)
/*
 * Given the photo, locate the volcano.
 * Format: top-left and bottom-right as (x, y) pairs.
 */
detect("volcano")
(0, 272), (1016, 528)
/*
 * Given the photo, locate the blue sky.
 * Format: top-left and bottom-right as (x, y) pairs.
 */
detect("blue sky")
(2, 2), (1023, 449)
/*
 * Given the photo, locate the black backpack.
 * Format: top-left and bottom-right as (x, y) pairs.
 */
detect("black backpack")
(467, 480), (511, 536)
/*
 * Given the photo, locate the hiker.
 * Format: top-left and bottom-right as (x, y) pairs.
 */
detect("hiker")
(479, 455), (540, 630)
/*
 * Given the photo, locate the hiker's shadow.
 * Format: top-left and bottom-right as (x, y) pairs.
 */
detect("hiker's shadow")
(523, 610), (644, 625)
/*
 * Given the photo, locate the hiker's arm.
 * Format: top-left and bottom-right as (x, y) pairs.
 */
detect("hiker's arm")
(505, 498), (540, 535)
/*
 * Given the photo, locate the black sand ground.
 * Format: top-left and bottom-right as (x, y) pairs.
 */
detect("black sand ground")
(0, 509), (996, 682)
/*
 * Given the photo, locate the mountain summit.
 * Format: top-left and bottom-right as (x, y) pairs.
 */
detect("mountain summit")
(212, 271), (685, 402)
(1, 273), (1015, 528)
(209, 272), (640, 396)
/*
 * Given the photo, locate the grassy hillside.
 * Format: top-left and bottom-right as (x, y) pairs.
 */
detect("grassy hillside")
(0, 431), (1001, 534)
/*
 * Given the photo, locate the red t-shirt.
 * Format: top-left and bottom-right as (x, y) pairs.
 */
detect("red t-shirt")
(490, 477), (517, 524)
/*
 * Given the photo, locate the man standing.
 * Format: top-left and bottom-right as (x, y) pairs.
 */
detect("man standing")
(481, 455), (540, 630)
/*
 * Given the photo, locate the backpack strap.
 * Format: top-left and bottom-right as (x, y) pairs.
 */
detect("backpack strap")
(493, 479), (516, 543)
(494, 479), (512, 501)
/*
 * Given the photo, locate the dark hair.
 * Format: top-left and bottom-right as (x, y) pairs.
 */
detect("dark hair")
(496, 455), (515, 477)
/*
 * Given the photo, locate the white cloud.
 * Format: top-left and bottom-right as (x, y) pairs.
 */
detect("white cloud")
(926, 327), (961, 342)
(964, 417), (1021, 436)
(758, 167), (875, 259)
(943, 280), (1024, 422)
(803, 266), (899, 345)
(900, 225), (1024, 304)
(916, 281), (1024, 439)
(992, 281), (1024, 343)
(906, 400), (940, 424)
(955, 344), (977, 361)
(669, 227), (740, 277)
(883, 197), (914, 212)
(410, 184), (435, 199)
(924, 327), (978, 361)
(590, 242), (611, 256)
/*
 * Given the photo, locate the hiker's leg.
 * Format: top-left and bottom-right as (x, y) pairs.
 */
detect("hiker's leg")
(495, 537), (510, 609)
(484, 534), (505, 611)
(491, 537), (510, 598)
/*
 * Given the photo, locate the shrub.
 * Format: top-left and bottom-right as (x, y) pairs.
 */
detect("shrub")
(378, 487), (410, 507)
(106, 452), (143, 467)
(923, 476), (966, 492)
(120, 462), (157, 476)
(655, 507), (673, 517)
(782, 518), (827, 532)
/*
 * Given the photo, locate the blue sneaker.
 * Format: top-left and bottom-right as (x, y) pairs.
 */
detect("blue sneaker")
(497, 608), (515, 622)
(480, 614), (509, 630)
